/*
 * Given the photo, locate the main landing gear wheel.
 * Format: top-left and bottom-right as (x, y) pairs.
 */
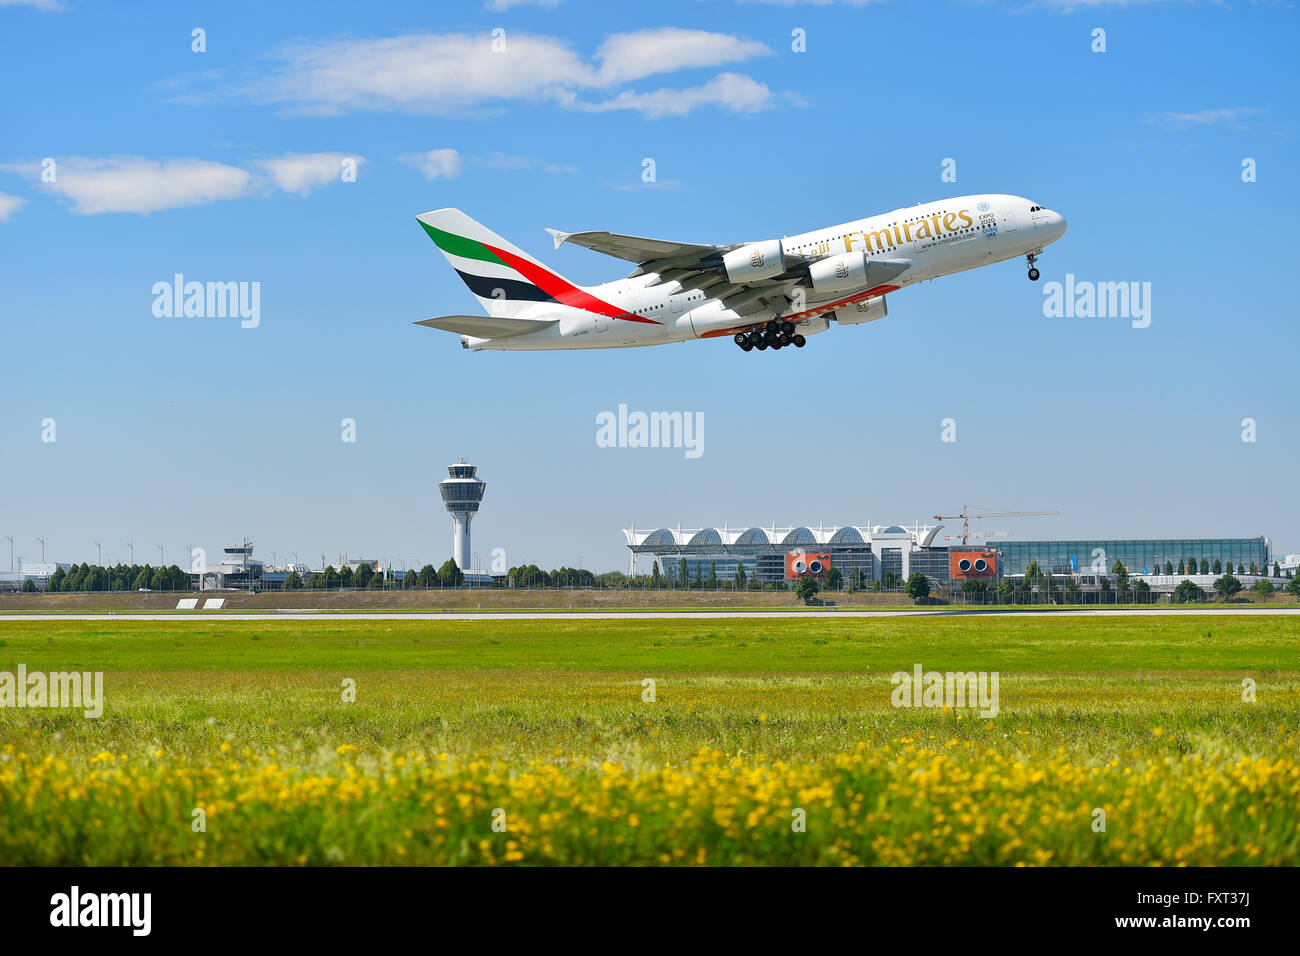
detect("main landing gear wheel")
(1028, 267), (1040, 281)
(792, 334), (807, 348)
(1026, 252), (1041, 281)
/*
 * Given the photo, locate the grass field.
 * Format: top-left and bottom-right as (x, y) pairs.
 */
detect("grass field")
(0, 616), (1296, 865)
(1, 587), (1294, 613)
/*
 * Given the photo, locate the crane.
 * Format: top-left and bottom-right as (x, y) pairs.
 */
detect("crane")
(932, 505), (1061, 546)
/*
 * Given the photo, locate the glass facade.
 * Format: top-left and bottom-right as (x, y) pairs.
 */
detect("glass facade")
(652, 549), (877, 584)
(439, 459), (486, 514)
(909, 548), (954, 581)
(439, 484), (484, 503)
(640, 532), (874, 584)
(996, 538), (1270, 576)
(879, 548), (903, 580)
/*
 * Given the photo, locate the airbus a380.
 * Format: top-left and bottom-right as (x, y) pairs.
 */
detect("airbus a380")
(414, 194), (1066, 353)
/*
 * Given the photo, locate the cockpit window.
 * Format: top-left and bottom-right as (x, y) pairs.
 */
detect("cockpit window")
(1029, 205), (1042, 212)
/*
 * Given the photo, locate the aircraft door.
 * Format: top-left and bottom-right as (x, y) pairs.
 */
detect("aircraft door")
(999, 206), (1019, 232)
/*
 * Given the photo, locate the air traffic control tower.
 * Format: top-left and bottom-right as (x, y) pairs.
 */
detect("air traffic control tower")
(439, 459), (486, 570)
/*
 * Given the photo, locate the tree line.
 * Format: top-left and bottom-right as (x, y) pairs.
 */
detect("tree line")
(25, 563), (192, 593)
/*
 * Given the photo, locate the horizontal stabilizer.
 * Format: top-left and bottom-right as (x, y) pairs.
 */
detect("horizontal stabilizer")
(415, 314), (556, 339)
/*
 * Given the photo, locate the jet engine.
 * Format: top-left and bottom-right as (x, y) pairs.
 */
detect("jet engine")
(830, 296), (887, 326)
(808, 252), (869, 294)
(722, 239), (788, 283)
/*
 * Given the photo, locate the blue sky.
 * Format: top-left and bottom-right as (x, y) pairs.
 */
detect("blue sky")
(1, 0), (1296, 573)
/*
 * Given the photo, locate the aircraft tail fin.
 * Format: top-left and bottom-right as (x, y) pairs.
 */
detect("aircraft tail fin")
(416, 208), (577, 316)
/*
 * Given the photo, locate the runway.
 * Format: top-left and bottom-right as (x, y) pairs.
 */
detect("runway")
(1, 607), (1297, 622)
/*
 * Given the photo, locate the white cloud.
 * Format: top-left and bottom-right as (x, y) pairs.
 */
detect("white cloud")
(255, 33), (591, 115)
(399, 148), (463, 180)
(1157, 106), (1263, 126)
(0, 152), (364, 215)
(256, 152), (364, 194)
(245, 29), (778, 118)
(6, 156), (252, 215)
(484, 0), (561, 9)
(578, 73), (776, 119)
(0, 191), (27, 222)
(592, 28), (771, 86)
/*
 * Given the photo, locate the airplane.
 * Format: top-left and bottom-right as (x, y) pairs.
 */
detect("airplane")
(414, 194), (1066, 353)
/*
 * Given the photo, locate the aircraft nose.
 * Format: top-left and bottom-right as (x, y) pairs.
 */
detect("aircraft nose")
(1051, 209), (1067, 237)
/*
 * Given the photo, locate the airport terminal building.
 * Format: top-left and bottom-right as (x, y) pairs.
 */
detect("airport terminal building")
(995, 538), (1271, 577)
(624, 524), (947, 584)
(624, 524), (1275, 585)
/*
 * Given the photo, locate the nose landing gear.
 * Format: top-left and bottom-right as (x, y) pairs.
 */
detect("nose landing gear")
(1026, 252), (1041, 282)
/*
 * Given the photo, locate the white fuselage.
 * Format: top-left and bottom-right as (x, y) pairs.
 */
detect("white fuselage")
(464, 193), (1066, 350)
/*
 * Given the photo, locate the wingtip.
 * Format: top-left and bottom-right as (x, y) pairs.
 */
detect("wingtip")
(545, 227), (569, 250)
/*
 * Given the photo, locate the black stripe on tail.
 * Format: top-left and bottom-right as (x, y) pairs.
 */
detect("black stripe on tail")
(455, 271), (556, 303)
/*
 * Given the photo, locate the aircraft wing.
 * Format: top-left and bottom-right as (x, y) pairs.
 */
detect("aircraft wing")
(546, 224), (906, 321)
(546, 228), (720, 265)
(548, 225), (786, 313)
(415, 315), (557, 339)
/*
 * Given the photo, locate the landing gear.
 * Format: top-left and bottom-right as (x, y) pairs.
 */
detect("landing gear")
(1026, 252), (1041, 282)
(737, 321), (807, 353)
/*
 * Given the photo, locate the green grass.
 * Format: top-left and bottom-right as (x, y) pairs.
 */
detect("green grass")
(1, 615), (1297, 671)
(0, 616), (1296, 865)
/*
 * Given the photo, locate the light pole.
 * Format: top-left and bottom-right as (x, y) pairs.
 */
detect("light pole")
(157, 545), (165, 567)
(93, 540), (102, 566)
(36, 537), (45, 563)
(126, 541), (134, 566)
(5, 536), (12, 571)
